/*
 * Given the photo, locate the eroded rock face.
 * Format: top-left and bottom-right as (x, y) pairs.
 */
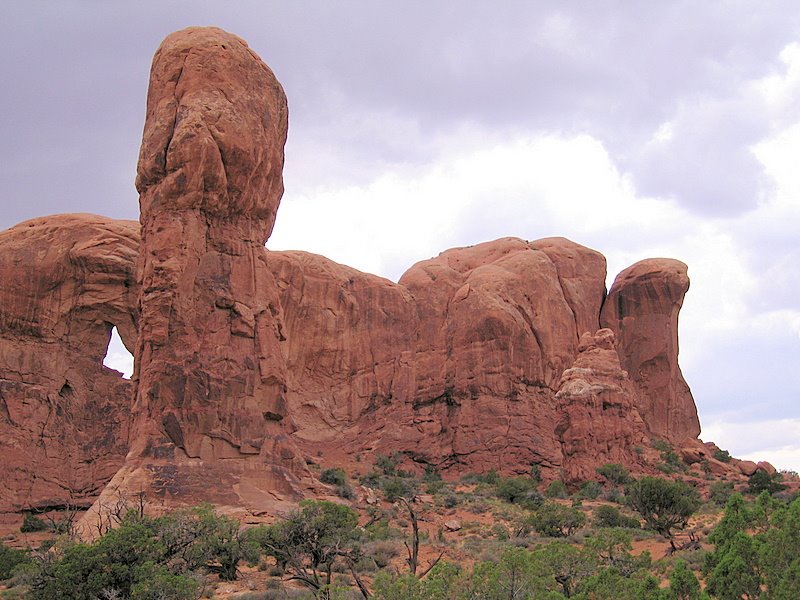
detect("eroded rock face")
(0, 214), (138, 512)
(268, 251), (417, 442)
(91, 27), (309, 517)
(555, 329), (649, 483)
(269, 237), (613, 474)
(600, 259), (700, 442)
(1, 28), (710, 515)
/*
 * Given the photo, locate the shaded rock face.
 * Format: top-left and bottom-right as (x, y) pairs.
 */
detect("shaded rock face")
(600, 259), (700, 442)
(93, 27), (309, 516)
(0, 215), (138, 512)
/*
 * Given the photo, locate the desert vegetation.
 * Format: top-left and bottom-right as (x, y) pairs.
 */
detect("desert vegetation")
(2, 458), (799, 599)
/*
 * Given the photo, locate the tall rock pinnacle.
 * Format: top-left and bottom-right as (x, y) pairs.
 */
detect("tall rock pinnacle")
(600, 258), (700, 442)
(88, 27), (309, 520)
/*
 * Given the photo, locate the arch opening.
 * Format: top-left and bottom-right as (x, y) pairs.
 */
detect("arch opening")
(103, 325), (134, 379)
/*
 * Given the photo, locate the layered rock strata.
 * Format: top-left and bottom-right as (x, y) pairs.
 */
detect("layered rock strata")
(0, 215), (138, 513)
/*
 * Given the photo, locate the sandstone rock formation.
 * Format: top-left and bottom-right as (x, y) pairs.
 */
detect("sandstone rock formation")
(270, 237), (622, 478)
(89, 27), (310, 519)
(600, 259), (700, 442)
(0, 27), (715, 516)
(555, 329), (650, 482)
(0, 214), (138, 513)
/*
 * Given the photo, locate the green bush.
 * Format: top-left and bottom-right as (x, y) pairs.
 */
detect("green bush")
(747, 470), (787, 496)
(320, 467), (347, 486)
(375, 453), (402, 476)
(443, 494), (459, 509)
(713, 448), (732, 463)
(381, 476), (417, 501)
(545, 480), (568, 499)
(527, 501), (586, 537)
(709, 481), (735, 506)
(593, 505), (640, 529)
(129, 562), (200, 600)
(576, 481), (602, 500)
(0, 544), (31, 581)
(494, 477), (535, 504)
(626, 477), (700, 545)
(20, 512), (48, 533)
(596, 463), (632, 485)
(461, 469), (500, 486)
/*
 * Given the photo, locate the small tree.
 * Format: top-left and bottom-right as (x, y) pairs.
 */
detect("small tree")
(584, 528), (649, 577)
(535, 541), (596, 597)
(625, 477), (699, 550)
(669, 560), (700, 600)
(747, 470), (786, 496)
(528, 502), (586, 537)
(253, 500), (359, 595)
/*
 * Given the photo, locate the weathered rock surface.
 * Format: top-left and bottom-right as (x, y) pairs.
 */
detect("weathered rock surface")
(0, 27), (716, 516)
(555, 329), (649, 482)
(270, 237), (613, 475)
(0, 214), (138, 513)
(88, 27), (310, 522)
(268, 250), (417, 442)
(601, 259), (700, 442)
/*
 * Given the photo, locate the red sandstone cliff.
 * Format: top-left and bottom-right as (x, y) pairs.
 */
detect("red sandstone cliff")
(0, 215), (137, 513)
(0, 27), (713, 516)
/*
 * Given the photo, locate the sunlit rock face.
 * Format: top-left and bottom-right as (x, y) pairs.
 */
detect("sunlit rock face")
(0, 214), (138, 512)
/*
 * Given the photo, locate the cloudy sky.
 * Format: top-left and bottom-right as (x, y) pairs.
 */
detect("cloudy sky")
(2, 2), (799, 469)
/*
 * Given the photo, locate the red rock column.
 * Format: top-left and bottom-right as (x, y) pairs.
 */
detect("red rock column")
(600, 259), (700, 442)
(91, 27), (308, 517)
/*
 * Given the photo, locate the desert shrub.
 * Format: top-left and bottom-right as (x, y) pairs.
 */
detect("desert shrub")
(363, 540), (401, 569)
(747, 470), (787, 496)
(528, 501), (586, 537)
(601, 486), (625, 504)
(381, 476), (417, 501)
(20, 513), (48, 533)
(530, 464), (542, 482)
(713, 448), (732, 463)
(596, 463), (632, 485)
(422, 464), (441, 483)
(336, 483), (355, 500)
(359, 470), (382, 487)
(320, 467), (347, 486)
(575, 481), (602, 500)
(0, 544), (31, 581)
(461, 469), (500, 486)
(593, 505), (640, 529)
(129, 562), (200, 600)
(494, 477), (535, 504)
(252, 500), (359, 595)
(709, 480), (735, 506)
(375, 453), (402, 476)
(545, 480), (568, 499)
(443, 494), (459, 509)
(424, 479), (446, 494)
